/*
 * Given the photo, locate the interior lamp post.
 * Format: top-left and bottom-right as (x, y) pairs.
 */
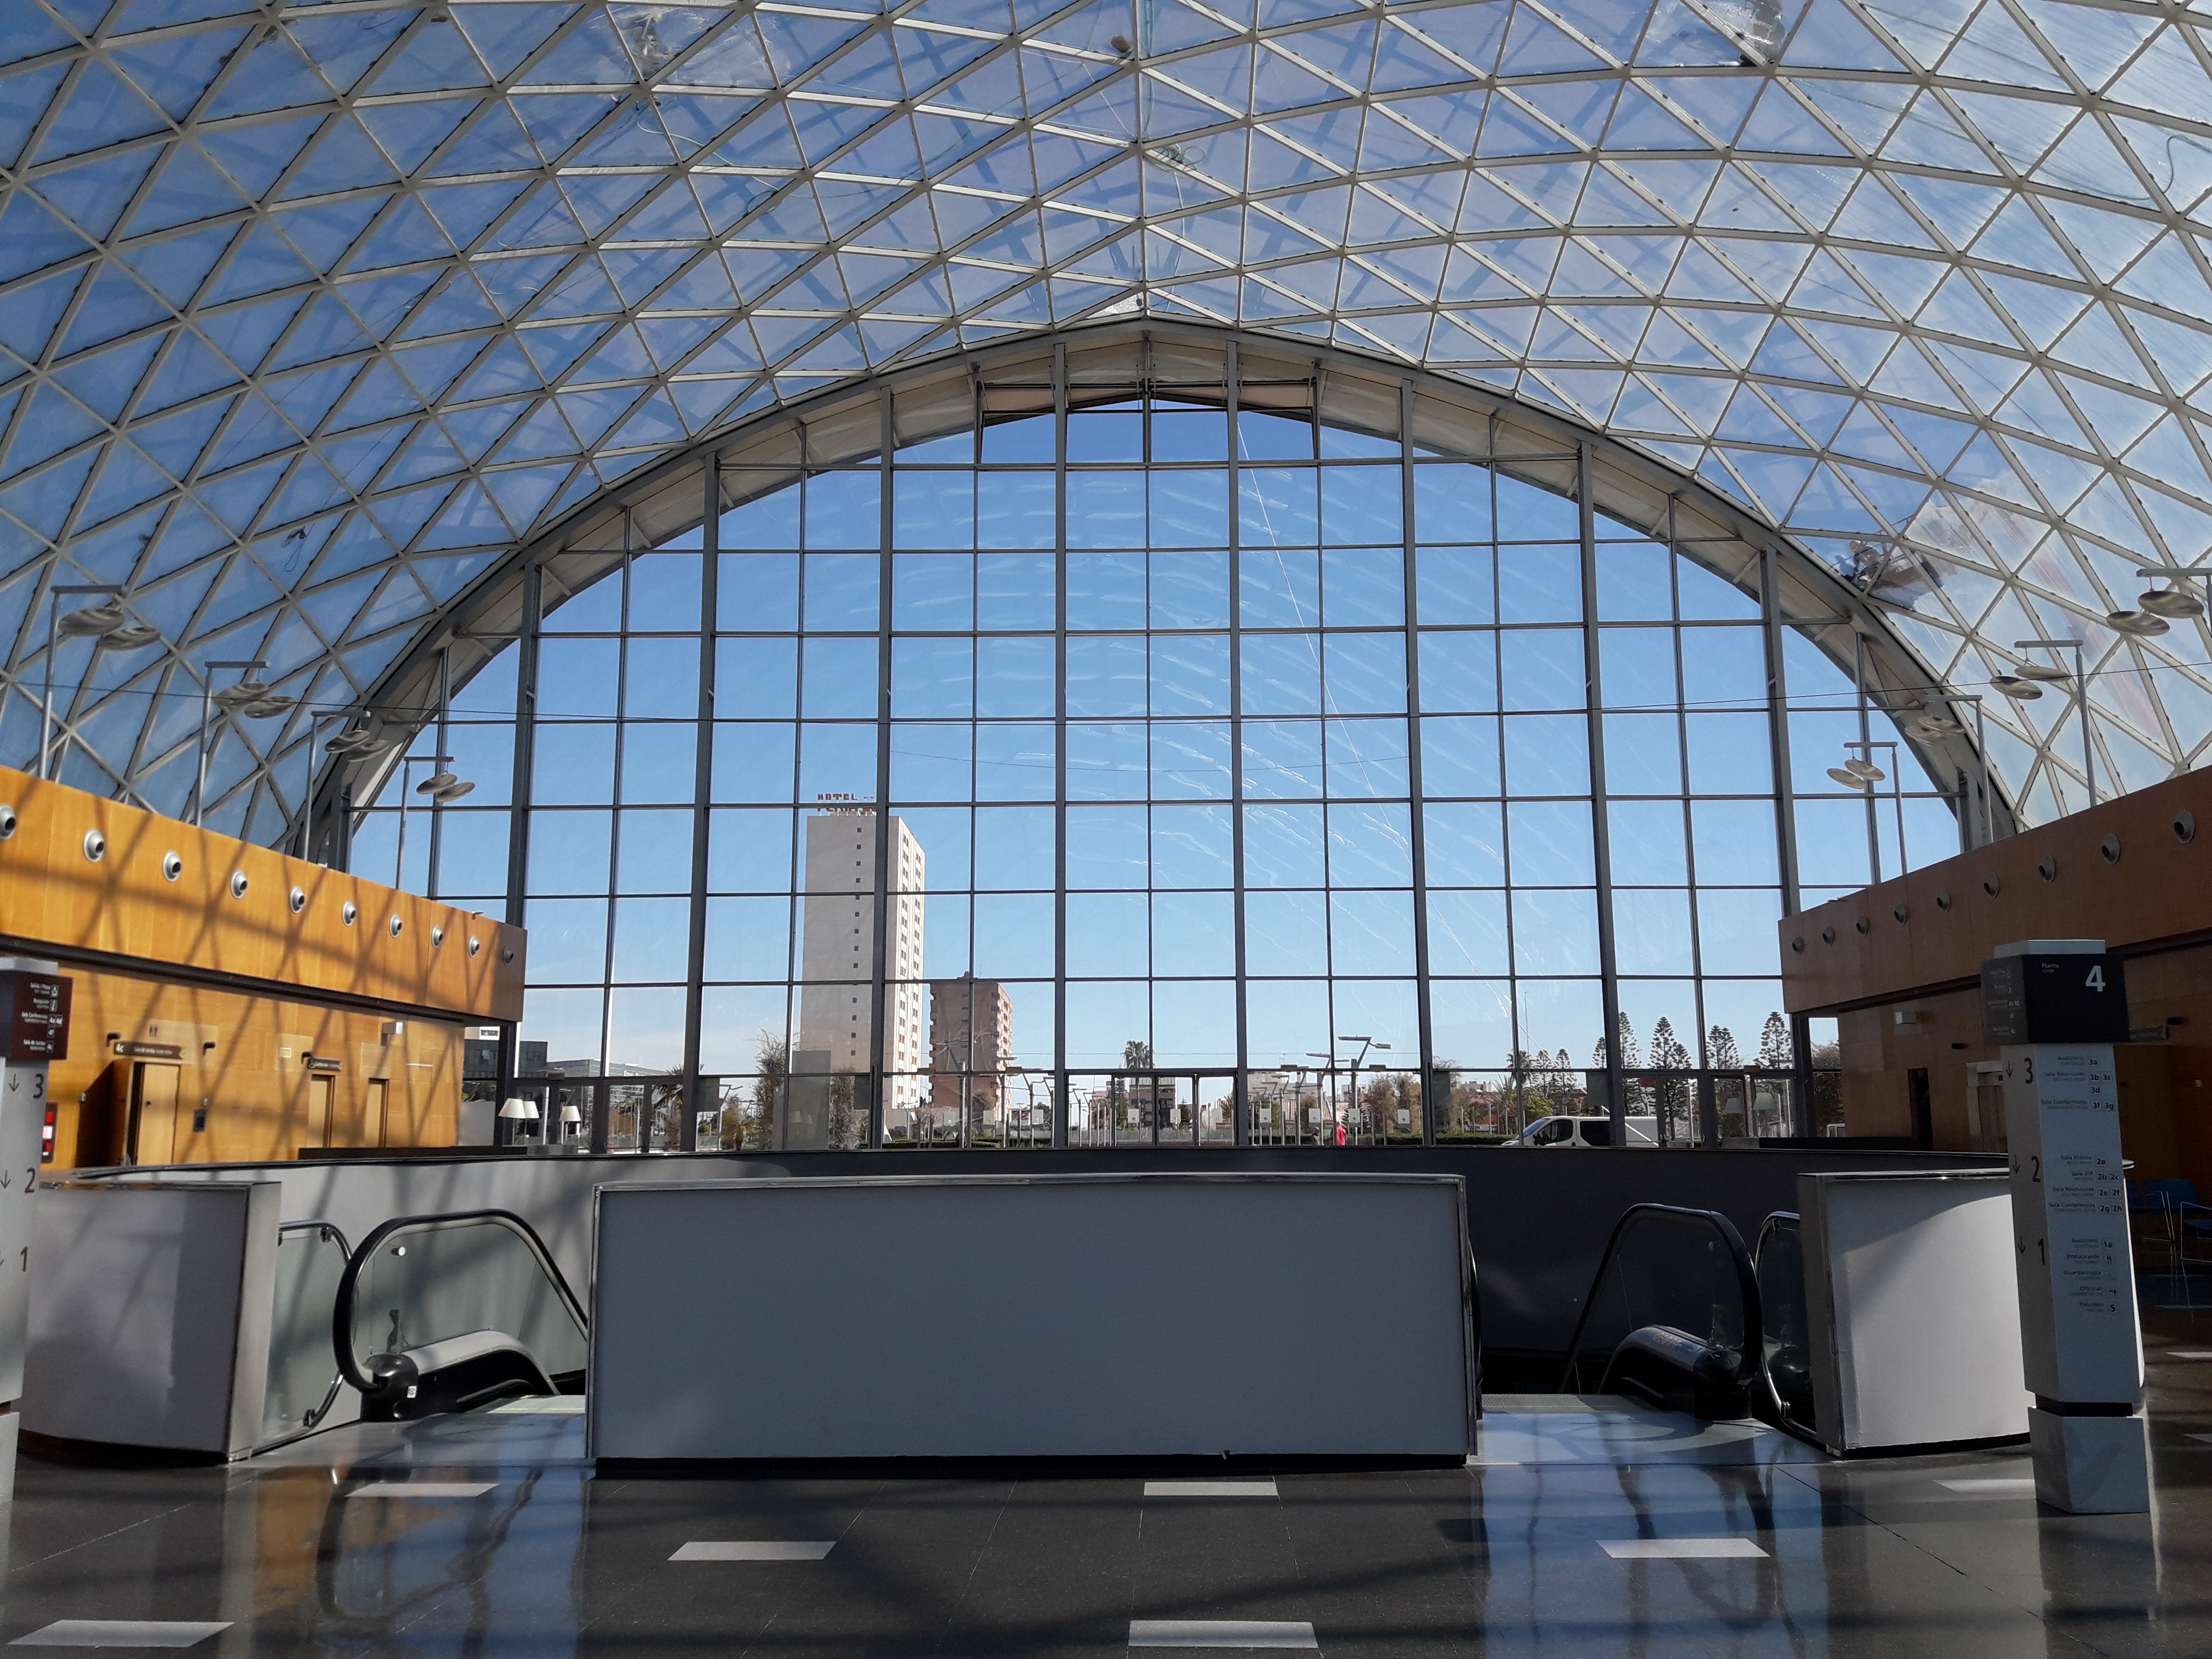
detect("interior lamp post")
(195, 659), (295, 827)
(2014, 637), (2091, 808)
(1827, 741), (1905, 878)
(40, 584), (160, 781)
(392, 752), (473, 890)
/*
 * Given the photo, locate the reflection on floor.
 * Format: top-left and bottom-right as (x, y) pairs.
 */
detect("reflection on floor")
(11, 1350), (2212, 1657)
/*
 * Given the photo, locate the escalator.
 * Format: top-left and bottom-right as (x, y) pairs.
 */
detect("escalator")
(332, 1209), (588, 1421)
(1558, 1202), (1818, 1442)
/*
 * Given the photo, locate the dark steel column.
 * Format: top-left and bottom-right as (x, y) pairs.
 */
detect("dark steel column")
(1227, 342), (1250, 1146)
(1051, 341), (1071, 1146)
(679, 460), (719, 1150)
(867, 389), (896, 1148)
(1400, 379), (1436, 1145)
(1578, 443), (1625, 1140)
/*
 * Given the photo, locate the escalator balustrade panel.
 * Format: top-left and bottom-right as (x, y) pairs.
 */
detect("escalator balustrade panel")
(332, 1210), (588, 1421)
(1753, 1212), (1819, 1443)
(1559, 1204), (1763, 1421)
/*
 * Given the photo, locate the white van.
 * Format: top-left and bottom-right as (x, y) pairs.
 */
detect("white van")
(1508, 1115), (1660, 1147)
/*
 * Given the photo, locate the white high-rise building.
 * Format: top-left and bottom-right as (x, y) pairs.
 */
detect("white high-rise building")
(796, 809), (925, 1115)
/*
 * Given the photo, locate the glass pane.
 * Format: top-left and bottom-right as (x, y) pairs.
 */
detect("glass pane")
(261, 1223), (348, 1446)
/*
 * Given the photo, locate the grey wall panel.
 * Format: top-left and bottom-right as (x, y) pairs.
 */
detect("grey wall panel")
(89, 1145), (1999, 1359)
(25, 1182), (278, 1456)
(1800, 1170), (2027, 1454)
(588, 1174), (1473, 1460)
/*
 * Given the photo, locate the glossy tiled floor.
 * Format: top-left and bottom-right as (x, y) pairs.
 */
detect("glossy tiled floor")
(11, 1355), (2212, 1657)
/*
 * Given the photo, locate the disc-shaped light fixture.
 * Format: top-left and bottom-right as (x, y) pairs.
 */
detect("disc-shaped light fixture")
(1993, 675), (2043, 699)
(431, 779), (475, 803)
(2106, 609), (2170, 637)
(56, 600), (125, 638)
(103, 623), (161, 649)
(1843, 756), (1885, 781)
(213, 678), (272, 710)
(415, 769), (460, 796)
(2140, 586), (2205, 618)
(242, 694), (295, 718)
(2015, 661), (2071, 682)
(1826, 767), (1871, 790)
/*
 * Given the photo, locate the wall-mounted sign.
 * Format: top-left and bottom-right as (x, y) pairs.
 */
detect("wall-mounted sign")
(1981, 952), (2129, 1045)
(114, 1041), (183, 1060)
(1, 972), (71, 1060)
(304, 1057), (343, 1073)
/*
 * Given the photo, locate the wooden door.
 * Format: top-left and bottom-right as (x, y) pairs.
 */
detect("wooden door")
(308, 1073), (335, 1148)
(365, 1079), (388, 1147)
(128, 1064), (181, 1165)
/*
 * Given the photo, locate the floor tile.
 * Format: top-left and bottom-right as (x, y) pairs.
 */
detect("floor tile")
(1127, 1619), (1317, 1649)
(1597, 1537), (1768, 1559)
(10, 1625), (230, 1649)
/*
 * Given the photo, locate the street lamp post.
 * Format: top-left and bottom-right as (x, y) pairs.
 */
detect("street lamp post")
(1332, 1034), (1391, 1143)
(2015, 637), (2090, 808)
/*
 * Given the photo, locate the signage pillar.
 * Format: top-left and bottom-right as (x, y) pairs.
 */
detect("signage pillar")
(1982, 939), (2147, 1514)
(0, 958), (71, 1504)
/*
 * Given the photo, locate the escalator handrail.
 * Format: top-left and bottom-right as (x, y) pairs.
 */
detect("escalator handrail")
(332, 1208), (587, 1395)
(1558, 1201), (1763, 1395)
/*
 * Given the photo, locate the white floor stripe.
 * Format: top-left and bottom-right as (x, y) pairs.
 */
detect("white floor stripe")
(670, 1541), (835, 1561)
(1145, 1480), (1277, 1498)
(349, 1482), (495, 1498)
(1600, 1537), (1767, 1559)
(1127, 1620), (1317, 1649)
(489, 1397), (585, 1415)
(11, 1624), (231, 1649)
(1937, 1477), (2037, 1494)
(2166, 1350), (2212, 1359)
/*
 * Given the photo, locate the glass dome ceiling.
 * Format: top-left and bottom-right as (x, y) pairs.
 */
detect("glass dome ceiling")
(3, 0), (2210, 839)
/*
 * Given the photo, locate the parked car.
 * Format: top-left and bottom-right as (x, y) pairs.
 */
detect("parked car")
(1508, 1115), (1660, 1147)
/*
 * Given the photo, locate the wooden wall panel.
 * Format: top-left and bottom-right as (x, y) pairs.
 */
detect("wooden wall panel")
(49, 966), (462, 1168)
(0, 764), (524, 1020)
(1780, 767), (2212, 1015)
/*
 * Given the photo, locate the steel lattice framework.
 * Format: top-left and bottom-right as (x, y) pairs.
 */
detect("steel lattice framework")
(2, 0), (2210, 840)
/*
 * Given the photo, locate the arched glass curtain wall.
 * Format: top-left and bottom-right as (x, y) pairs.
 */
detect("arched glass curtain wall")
(327, 327), (1981, 1151)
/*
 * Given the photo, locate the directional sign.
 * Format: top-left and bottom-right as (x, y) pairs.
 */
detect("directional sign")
(0, 973), (70, 1062)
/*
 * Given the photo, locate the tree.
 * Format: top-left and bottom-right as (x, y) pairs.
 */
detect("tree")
(1649, 1017), (1692, 1141)
(1592, 1013), (1639, 1072)
(1707, 1025), (1741, 1072)
(1757, 1011), (1792, 1071)
(737, 1030), (789, 1149)
(1112, 1038), (1152, 1127)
